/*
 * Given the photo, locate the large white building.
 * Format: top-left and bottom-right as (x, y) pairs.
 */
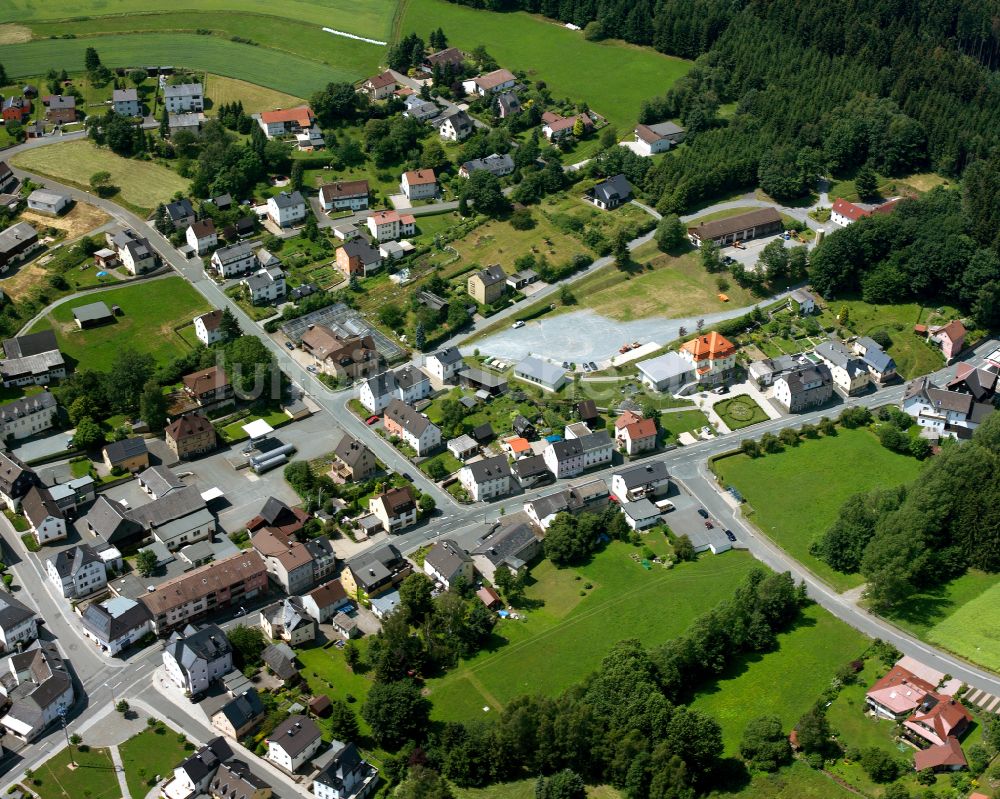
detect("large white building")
(458, 454), (513, 502)
(163, 624), (233, 697)
(267, 715), (322, 773)
(267, 191), (307, 228)
(163, 83), (204, 113)
(0, 391), (57, 440)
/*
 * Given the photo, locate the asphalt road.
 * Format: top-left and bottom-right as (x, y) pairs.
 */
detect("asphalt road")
(2, 134), (998, 790)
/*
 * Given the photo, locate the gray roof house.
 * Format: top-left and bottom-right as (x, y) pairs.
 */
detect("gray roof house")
(774, 363), (834, 413)
(261, 642), (298, 682)
(470, 522), (541, 583)
(585, 174), (633, 209)
(636, 351), (697, 393)
(0, 640), (74, 741)
(0, 593), (37, 652)
(312, 741), (378, 799)
(460, 152), (515, 178)
(854, 337), (897, 381)
(79, 596), (153, 656)
(514, 355), (567, 392)
(163, 623), (233, 696)
(422, 539), (473, 590)
(212, 688), (266, 738)
(46, 544), (106, 599)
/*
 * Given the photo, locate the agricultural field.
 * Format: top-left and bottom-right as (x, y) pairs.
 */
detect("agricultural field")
(548, 242), (757, 322)
(925, 580), (1000, 670)
(1, 0), (395, 40)
(714, 428), (924, 592)
(204, 74), (303, 115)
(689, 603), (869, 754)
(817, 299), (954, 380)
(401, 0), (691, 131)
(427, 547), (760, 721)
(12, 140), (189, 214)
(29, 277), (211, 370)
(2, 33), (372, 98)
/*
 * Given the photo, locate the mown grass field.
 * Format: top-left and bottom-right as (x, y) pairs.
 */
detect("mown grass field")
(926, 580), (1000, 671)
(119, 727), (192, 799)
(882, 569), (999, 640)
(446, 214), (589, 276)
(1, 0), (395, 39)
(454, 782), (622, 799)
(12, 140), (188, 213)
(204, 74), (303, 114)
(401, 0), (691, 130)
(24, 12), (385, 83)
(2, 33), (374, 97)
(427, 547), (760, 722)
(296, 643), (376, 733)
(690, 603), (869, 754)
(552, 241), (758, 321)
(711, 761), (857, 799)
(31, 746), (121, 799)
(714, 428), (924, 592)
(30, 277), (211, 370)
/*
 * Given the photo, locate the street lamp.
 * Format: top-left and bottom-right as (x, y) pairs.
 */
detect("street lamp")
(58, 705), (74, 767)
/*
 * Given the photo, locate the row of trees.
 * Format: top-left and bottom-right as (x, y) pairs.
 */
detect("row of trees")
(813, 412), (1000, 609)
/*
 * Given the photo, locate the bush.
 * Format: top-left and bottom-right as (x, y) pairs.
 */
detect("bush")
(859, 746), (900, 782)
(509, 208), (535, 230)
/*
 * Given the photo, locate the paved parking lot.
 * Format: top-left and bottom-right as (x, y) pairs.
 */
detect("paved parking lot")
(660, 478), (733, 553)
(720, 232), (812, 270)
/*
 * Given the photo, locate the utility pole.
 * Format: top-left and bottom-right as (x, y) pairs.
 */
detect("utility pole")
(59, 705), (75, 767)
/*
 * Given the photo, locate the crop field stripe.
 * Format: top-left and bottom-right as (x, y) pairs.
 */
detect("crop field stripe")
(2, 33), (380, 95)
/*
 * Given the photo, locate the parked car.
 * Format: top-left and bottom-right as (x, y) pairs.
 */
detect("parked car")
(588, 361), (597, 371)
(512, 320), (525, 329)
(697, 508), (709, 518)
(725, 529), (737, 542)
(306, 365), (317, 373)
(562, 361), (570, 369)
(365, 415), (379, 425)
(285, 341), (294, 350)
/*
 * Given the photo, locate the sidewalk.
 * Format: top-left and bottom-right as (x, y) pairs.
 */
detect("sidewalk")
(109, 745), (131, 799)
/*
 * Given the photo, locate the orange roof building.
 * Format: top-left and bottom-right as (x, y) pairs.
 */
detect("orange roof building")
(679, 331), (737, 383)
(258, 105), (315, 137)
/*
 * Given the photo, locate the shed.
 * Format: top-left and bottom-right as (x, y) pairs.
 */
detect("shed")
(72, 301), (114, 329)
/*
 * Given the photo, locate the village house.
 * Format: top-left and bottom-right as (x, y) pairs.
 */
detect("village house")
(267, 715), (323, 773)
(79, 596), (153, 656)
(426, 46), (465, 71)
(331, 434), (377, 482)
(927, 320), (966, 363)
(0, 391), (58, 440)
(679, 331), (737, 385)
(336, 238), (382, 277)
(620, 498), (661, 531)
(423, 539), (474, 590)
(584, 174), (633, 210)
(382, 399), (441, 455)
(266, 191), (307, 228)
(400, 169), (438, 201)
(247, 497), (311, 540)
(773, 363), (834, 412)
(830, 197), (900, 227)
(183, 365), (233, 406)
(209, 757), (273, 799)
(112, 88), (140, 116)
(402, 95), (440, 122)
(140, 551), (268, 634)
(0, 593), (37, 653)
(301, 580), (351, 623)
(524, 479), (609, 530)
(359, 371), (395, 414)
(366, 209), (416, 242)
(194, 310), (226, 346)
(169, 112), (204, 136)
(0, 452), (38, 511)
(632, 121), (685, 155)
(360, 71), (396, 100)
(164, 83), (204, 113)
(615, 413), (657, 455)
(42, 95), (76, 124)
(320, 180), (370, 212)
(470, 522), (541, 583)
(186, 218), (218, 255)
(44, 475), (95, 518)
(393, 365), (433, 404)
(210, 242), (255, 277)
(165, 198), (196, 230)
(788, 288), (817, 315)
(514, 355), (567, 393)
(1, 96), (31, 123)
(496, 91), (521, 118)
(0, 348), (65, 389)
(312, 741), (379, 799)
(260, 596), (316, 646)
(0, 222), (40, 273)
(211, 688), (266, 739)
(611, 461), (671, 502)
(687, 207), (782, 248)
(301, 327), (383, 380)
(901, 377), (993, 439)
(242, 266), (287, 304)
(541, 111), (594, 141)
(460, 152), (515, 179)
(166, 413), (217, 460)
(426, 347), (464, 383)
(163, 738), (233, 799)
(947, 362), (997, 402)
(341, 544), (410, 598)
(164, 623), (233, 696)
(258, 106), (316, 138)
(852, 337), (897, 383)
(0, 641), (73, 742)
(458, 454), (513, 501)
(468, 264), (508, 305)
(813, 341), (870, 395)
(26, 189), (70, 216)
(46, 544), (105, 598)
(253, 528), (336, 594)
(369, 485), (419, 533)
(466, 69), (517, 96)
(438, 109), (474, 141)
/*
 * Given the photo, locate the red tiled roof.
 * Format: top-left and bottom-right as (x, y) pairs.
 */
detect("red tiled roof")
(905, 699), (972, 746)
(680, 331), (736, 360)
(832, 198), (868, 222)
(624, 418), (656, 440)
(259, 105), (315, 125)
(365, 71), (395, 89)
(866, 664), (937, 716)
(475, 69), (515, 90)
(934, 320), (966, 345)
(403, 169), (436, 185)
(165, 413), (213, 442)
(913, 737), (966, 771)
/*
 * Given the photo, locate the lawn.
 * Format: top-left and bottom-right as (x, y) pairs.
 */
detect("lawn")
(690, 603), (869, 754)
(218, 409), (291, 443)
(419, 450), (464, 477)
(554, 242), (758, 322)
(296, 643), (376, 733)
(881, 569), (999, 640)
(2, 0), (395, 37)
(30, 746), (121, 799)
(2, 32), (378, 98)
(818, 299), (952, 380)
(119, 726), (192, 799)
(714, 395), (768, 430)
(30, 277), (212, 370)
(925, 579), (1000, 671)
(659, 408), (710, 438)
(427, 546), (761, 721)
(453, 781), (622, 799)
(204, 74), (303, 115)
(710, 761), (857, 799)
(402, 0), (691, 130)
(714, 428), (924, 591)
(12, 140), (189, 214)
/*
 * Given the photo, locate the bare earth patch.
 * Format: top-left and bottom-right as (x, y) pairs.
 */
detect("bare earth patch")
(0, 24), (32, 44)
(21, 202), (111, 240)
(1, 262), (49, 301)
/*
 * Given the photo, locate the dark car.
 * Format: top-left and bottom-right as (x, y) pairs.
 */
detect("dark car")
(704, 520), (714, 529)
(285, 341), (294, 350)
(697, 508), (709, 518)
(725, 529), (737, 542)
(588, 361), (598, 371)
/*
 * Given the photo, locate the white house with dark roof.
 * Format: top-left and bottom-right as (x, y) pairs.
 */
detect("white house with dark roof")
(0, 641), (73, 741)
(80, 596), (152, 656)
(470, 522), (540, 583)
(163, 737), (232, 799)
(194, 310), (226, 346)
(267, 191), (307, 228)
(312, 741), (379, 799)
(611, 461), (670, 502)
(112, 88), (140, 116)
(852, 337), (897, 383)
(0, 391), (57, 440)
(186, 218), (217, 255)
(46, 545), (106, 599)
(423, 539), (473, 590)
(458, 454), (513, 501)
(22, 486), (66, 545)
(164, 624), (233, 697)
(0, 594), (37, 651)
(242, 266), (286, 304)
(814, 340), (870, 395)
(392, 365), (432, 404)
(259, 596), (316, 646)
(459, 152), (515, 179)
(438, 109), (474, 141)
(425, 347), (464, 382)
(210, 242), (255, 277)
(382, 399), (441, 455)
(632, 121), (685, 155)
(902, 376), (993, 439)
(584, 174), (633, 210)
(164, 83), (204, 113)
(267, 714), (322, 773)
(359, 371), (396, 414)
